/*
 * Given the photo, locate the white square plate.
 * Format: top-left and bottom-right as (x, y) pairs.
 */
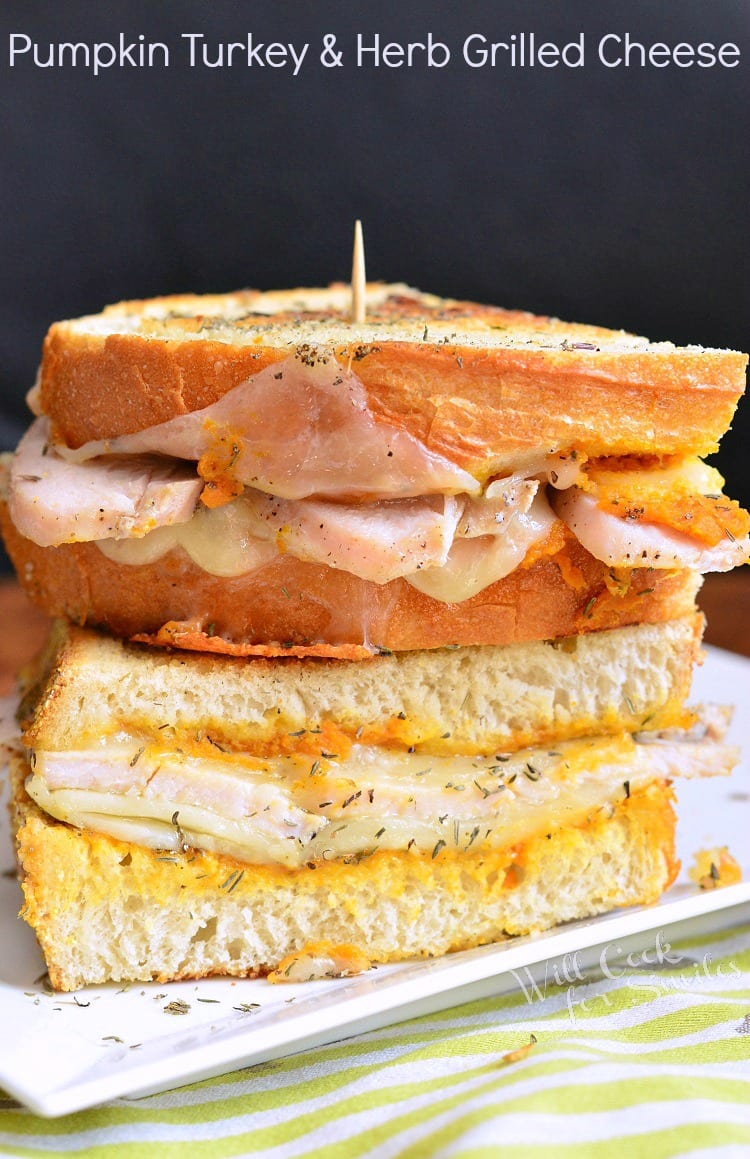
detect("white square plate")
(1, 646), (748, 1117)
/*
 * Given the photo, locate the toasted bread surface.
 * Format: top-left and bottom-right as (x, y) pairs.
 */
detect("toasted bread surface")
(39, 285), (746, 461)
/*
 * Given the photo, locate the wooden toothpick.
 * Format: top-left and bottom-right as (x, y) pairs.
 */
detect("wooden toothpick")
(350, 220), (366, 324)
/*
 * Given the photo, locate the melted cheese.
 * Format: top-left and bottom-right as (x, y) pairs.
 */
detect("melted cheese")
(99, 485), (554, 601)
(26, 731), (736, 869)
(407, 492), (556, 602)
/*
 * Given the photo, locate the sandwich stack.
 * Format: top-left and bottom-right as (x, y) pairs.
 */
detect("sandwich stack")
(1, 283), (747, 990)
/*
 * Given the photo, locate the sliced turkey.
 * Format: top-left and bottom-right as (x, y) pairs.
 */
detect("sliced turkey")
(55, 353), (479, 501)
(8, 417), (202, 547)
(554, 487), (750, 571)
(99, 480), (544, 589)
(26, 721), (736, 869)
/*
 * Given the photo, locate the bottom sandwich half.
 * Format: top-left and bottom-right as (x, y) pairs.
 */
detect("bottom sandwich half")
(11, 752), (679, 991)
(7, 616), (736, 991)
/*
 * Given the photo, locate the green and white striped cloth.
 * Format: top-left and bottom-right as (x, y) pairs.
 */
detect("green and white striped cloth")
(1, 918), (749, 1158)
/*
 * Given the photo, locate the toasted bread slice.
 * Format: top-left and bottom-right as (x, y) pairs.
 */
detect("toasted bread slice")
(39, 284), (747, 463)
(20, 616), (702, 758)
(0, 501), (702, 653)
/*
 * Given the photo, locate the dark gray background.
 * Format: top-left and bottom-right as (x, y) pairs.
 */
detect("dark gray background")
(1, 1), (748, 571)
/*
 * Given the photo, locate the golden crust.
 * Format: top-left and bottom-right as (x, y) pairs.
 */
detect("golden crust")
(129, 628), (374, 661)
(10, 753), (678, 991)
(40, 286), (747, 462)
(1, 506), (701, 652)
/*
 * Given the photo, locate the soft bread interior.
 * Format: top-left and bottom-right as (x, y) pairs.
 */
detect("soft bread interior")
(23, 617), (702, 756)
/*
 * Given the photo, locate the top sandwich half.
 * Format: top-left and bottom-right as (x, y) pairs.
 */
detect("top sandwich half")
(1, 284), (748, 653)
